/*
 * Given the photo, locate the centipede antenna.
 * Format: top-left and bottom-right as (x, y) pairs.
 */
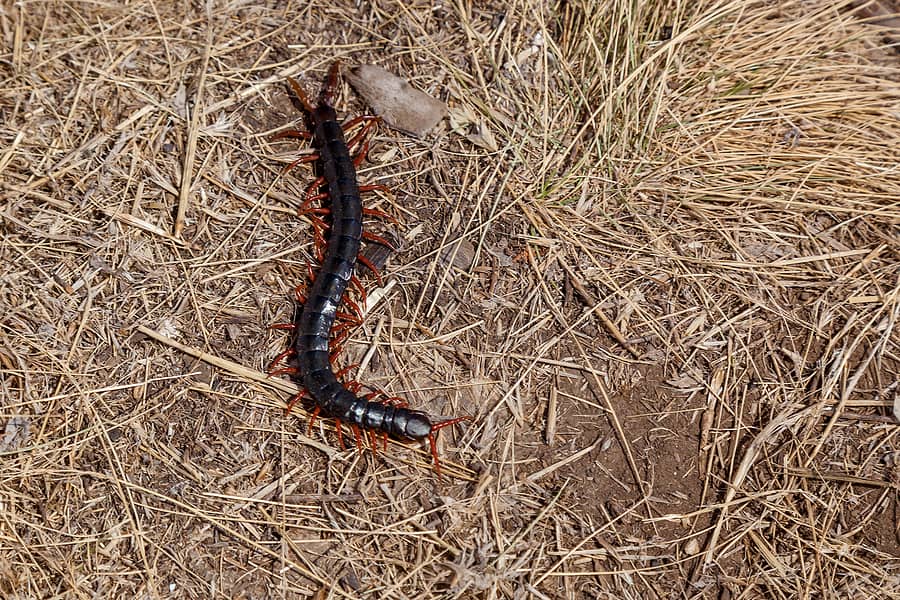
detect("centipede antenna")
(287, 77), (316, 114)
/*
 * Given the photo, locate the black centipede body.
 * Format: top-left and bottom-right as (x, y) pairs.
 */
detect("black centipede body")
(288, 65), (438, 444)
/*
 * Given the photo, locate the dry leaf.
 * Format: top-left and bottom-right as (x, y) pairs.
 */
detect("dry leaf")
(344, 64), (447, 136)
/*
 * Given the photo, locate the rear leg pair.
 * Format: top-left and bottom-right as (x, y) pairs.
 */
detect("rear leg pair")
(307, 385), (472, 480)
(302, 387), (404, 456)
(269, 331), (471, 479)
(285, 382), (404, 458)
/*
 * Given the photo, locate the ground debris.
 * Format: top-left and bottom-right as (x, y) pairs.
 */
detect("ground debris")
(344, 64), (447, 136)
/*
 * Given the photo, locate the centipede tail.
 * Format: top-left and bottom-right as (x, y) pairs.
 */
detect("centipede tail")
(273, 61), (469, 477)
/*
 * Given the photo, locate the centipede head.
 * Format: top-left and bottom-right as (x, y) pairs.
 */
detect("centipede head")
(287, 61), (342, 123)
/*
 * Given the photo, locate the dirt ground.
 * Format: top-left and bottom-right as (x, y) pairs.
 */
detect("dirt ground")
(1, 1), (899, 598)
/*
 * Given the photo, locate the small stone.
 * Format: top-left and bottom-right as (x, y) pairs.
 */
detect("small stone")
(439, 238), (476, 270)
(684, 538), (701, 555)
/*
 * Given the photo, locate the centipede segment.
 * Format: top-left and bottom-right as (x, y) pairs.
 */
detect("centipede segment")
(271, 61), (469, 477)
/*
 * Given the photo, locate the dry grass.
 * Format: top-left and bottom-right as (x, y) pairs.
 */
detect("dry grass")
(1, 0), (899, 598)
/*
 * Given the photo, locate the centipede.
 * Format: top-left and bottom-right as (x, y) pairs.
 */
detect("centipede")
(270, 61), (468, 477)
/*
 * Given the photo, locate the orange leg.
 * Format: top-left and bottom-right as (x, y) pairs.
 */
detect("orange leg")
(303, 188), (390, 218)
(362, 205), (397, 222)
(299, 195), (329, 217)
(368, 429), (379, 456)
(284, 391), (308, 415)
(357, 254), (384, 286)
(330, 325), (353, 349)
(345, 120), (381, 155)
(342, 290), (365, 321)
(343, 115), (380, 138)
(269, 366), (299, 377)
(267, 346), (296, 372)
(331, 320), (353, 337)
(334, 364), (358, 380)
(301, 204), (330, 217)
(308, 214), (328, 234)
(302, 176), (327, 205)
(348, 276), (367, 307)
(335, 309), (363, 326)
(332, 312), (363, 335)
(308, 215), (328, 261)
(362, 230), (396, 250)
(383, 396), (409, 409)
(427, 433), (442, 479)
(306, 175), (326, 193)
(334, 418), (345, 450)
(306, 405), (321, 434)
(283, 152), (319, 174)
(342, 114), (378, 131)
(329, 331), (350, 361)
(350, 424), (364, 452)
(272, 128), (312, 141)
